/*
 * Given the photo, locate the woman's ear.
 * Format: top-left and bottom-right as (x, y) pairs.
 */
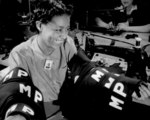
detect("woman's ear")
(36, 21), (42, 32)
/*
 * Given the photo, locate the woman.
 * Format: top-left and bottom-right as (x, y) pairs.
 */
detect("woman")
(1, 1), (150, 120)
(1, 1), (77, 120)
(116, 0), (150, 32)
(96, 0), (150, 32)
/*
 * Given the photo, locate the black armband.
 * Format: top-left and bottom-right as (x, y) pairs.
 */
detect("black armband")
(88, 68), (141, 106)
(5, 103), (35, 120)
(60, 63), (141, 115)
(0, 67), (46, 120)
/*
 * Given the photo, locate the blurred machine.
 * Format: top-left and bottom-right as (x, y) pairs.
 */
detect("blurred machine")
(75, 30), (150, 82)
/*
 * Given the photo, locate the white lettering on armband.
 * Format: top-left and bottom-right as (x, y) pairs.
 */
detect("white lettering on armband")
(109, 96), (124, 110)
(3, 69), (28, 82)
(105, 77), (126, 97)
(5, 103), (34, 118)
(19, 84), (43, 103)
(105, 77), (127, 110)
(92, 72), (127, 110)
(91, 70), (105, 82)
(113, 82), (126, 97)
(105, 77), (115, 88)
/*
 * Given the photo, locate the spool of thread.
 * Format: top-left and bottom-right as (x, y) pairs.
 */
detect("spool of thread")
(135, 37), (142, 48)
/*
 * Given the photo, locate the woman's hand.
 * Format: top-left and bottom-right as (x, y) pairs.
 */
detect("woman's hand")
(96, 17), (113, 29)
(107, 22), (115, 29)
(132, 83), (150, 106)
(116, 22), (129, 31)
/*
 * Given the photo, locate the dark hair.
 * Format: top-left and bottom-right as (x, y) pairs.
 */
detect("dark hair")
(29, 0), (73, 32)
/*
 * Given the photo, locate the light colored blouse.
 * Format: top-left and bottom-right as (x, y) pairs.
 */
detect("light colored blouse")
(8, 35), (77, 102)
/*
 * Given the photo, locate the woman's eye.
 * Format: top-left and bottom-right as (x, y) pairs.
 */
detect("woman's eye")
(54, 27), (70, 33)
(67, 28), (70, 31)
(55, 29), (59, 31)
(55, 29), (61, 32)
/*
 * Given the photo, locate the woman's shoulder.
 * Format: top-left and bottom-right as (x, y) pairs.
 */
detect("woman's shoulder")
(11, 35), (37, 55)
(66, 36), (77, 47)
(63, 35), (77, 53)
(66, 35), (74, 44)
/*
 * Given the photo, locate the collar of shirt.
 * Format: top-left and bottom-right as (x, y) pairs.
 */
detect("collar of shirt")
(30, 35), (60, 59)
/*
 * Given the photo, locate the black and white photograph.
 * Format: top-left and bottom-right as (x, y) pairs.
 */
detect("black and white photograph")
(0, 0), (150, 120)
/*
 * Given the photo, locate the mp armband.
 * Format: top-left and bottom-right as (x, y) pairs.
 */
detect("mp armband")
(5, 103), (35, 120)
(0, 67), (46, 120)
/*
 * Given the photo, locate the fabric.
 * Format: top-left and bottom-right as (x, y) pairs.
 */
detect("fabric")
(59, 61), (141, 120)
(7, 35), (77, 102)
(0, 67), (46, 120)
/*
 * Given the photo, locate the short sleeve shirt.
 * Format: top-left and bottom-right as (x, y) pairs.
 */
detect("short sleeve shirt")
(8, 35), (77, 102)
(114, 5), (150, 26)
(126, 6), (150, 26)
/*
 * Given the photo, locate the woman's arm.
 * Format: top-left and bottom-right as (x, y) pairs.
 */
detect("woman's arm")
(117, 23), (150, 33)
(95, 17), (113, 29)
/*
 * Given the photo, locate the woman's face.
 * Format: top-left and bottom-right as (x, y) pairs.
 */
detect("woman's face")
(121, 0), (134, 7)
(39, 14), (70, 49)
